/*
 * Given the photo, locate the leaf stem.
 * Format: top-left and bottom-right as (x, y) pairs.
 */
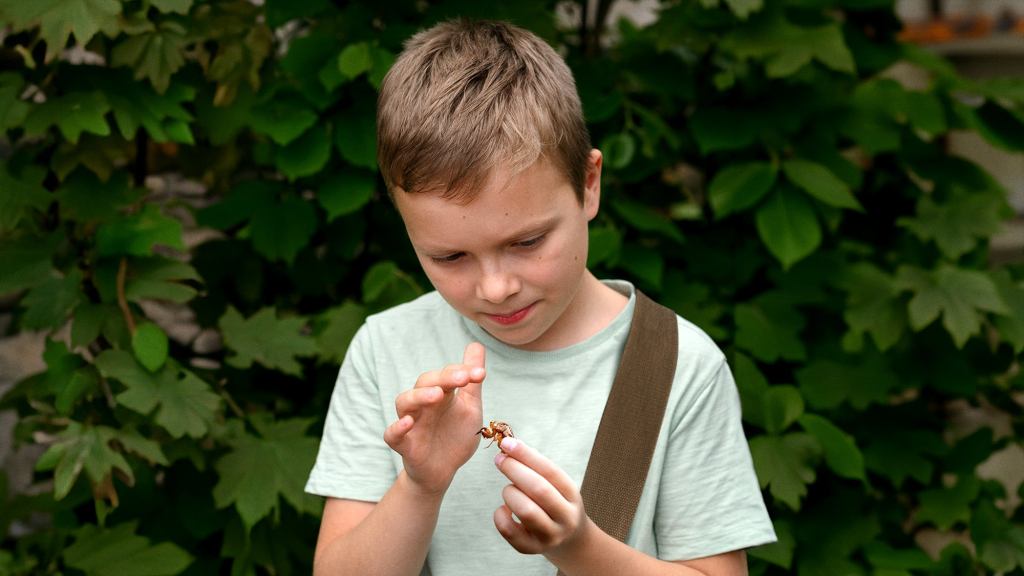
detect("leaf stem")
(117, 258), (137, 335)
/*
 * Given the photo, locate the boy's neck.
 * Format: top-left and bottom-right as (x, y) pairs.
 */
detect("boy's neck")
(517, 272), (629, 352)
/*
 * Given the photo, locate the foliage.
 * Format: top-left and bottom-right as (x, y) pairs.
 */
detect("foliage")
(1, 0), (1023, 574)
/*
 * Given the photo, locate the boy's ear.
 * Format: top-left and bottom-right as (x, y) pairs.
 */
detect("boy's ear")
(584, 148), (602, 220)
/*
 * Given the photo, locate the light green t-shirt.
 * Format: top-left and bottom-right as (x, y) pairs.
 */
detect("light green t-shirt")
(306, 280), (775, 575)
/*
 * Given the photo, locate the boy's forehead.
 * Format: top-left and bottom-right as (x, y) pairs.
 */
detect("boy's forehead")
(408, 156), (567, 206)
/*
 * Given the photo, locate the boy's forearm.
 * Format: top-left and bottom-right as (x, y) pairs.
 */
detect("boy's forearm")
(313, 471), (444, 576)
(546, 518), (742, 576)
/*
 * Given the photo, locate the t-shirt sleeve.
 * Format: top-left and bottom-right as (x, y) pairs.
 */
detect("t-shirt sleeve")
(305, 323), (397, 501)
(655, 357), (777, 560)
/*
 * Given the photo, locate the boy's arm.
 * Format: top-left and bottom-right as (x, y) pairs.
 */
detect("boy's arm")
(313, 343), (488, 575)
(313, 473), (444, 576)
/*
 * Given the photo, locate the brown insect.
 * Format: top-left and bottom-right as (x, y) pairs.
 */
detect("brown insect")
(477, 420), (514, 449)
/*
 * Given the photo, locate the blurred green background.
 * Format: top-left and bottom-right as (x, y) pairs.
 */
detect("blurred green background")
(1, 0), (1023, 574)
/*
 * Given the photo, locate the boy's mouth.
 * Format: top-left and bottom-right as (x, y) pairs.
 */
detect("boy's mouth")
(486, 303), (535, 326)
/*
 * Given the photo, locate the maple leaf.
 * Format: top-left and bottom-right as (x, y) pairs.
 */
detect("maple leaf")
(212, 415), (320, 529)
(111, 22), (189, 94)
(95, 350), (221, 439)
(219, 307), (318, 376)
(0, 0), (121, 61)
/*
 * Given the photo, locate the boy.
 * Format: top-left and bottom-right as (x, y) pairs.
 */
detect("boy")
(305, 19), (775, 576)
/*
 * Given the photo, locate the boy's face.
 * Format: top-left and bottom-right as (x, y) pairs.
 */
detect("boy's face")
(395, 150), (603, 351)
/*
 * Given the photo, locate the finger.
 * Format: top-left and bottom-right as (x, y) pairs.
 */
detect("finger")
(383, 415), (414, 452)
(394, 386), (444, 417)
(499, 438), (579, 504)
(495, 450), (574, 525)
(501, 483), (558, 538)
(494, 504), (541, 554)
(414, 364), (483, 390)
(462, 342), (486, 397)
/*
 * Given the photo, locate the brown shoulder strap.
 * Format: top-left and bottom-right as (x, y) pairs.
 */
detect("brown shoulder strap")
(555, 290), (678, 574)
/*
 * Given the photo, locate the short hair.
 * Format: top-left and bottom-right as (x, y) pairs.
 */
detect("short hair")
(377, 19), (591, 203)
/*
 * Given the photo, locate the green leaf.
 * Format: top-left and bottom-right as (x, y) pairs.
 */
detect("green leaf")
(731, 352), (769, 428)
(611, 198), (684, 243)
(915, 475), (980, 530)
(64, 522), (193, 576)
(338, 42), (372, 79)
(0, 0), (121, 61)
(720, 10), (855, 77)
(838, 263), (907, 351)
(213, 416), (320, 529)
(35, 422), (133, 500)
(219, 307), (317, 376)
(111, 22), (188, 94)
(95, 204), (186, 257)
(659, 270), (727, 340)
(898, 193), (1004, 259)
(762, 385), (803, 434)
(55, 171), (146, 223)
(265, 0), (330, 27)
(601, 133), (636, 170)
(24, 91), (111, 143)
(991, 270), (1024, 353)
(97, 70), (196, 143)
(958, 100), (1024, 152)
(0, 72), (30, 131)
(20, 269), (83, 330)
(368, 45), (396, 89)
(132, 323), (169, 373)
(724, 0), (763, 19)
(863, 428), (945, 487)
(0, 233), (58, 295)
(57, 368), (99, 415)
(972, 500), (1024, 573)
(798, 413), (865, 480)
(748, 518), (794, 569)
(71, 303), (116, 348)
(150, 0), (192, 14)
(276, 125), (332, 180)
(250, 195), (317, 264)
(734, 296), (806, 363)
(896, 265), (1010, 348)
(318, 170), (375, 220)
(795, 354), (900, 410)
(0, 164), (50, 234)
(587, 226), (622, 267)
(250, 97), (319, 145)
(755, 186), (822, 269)
(749, 433), (819, 510)
(95, 350), (220, 438)
(315, 301), (368, 365)
(362, 261), (400, 303)
(618, 243), (664, 289)
(782, 159), (863, 211)
(123, 258), (202, 303)
(864, 542), (934, 571)
(334, 102), (377, 169)
(708, 162), (777, 218)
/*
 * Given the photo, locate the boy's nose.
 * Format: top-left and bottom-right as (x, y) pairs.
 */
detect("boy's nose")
(475, 267), (521, 304)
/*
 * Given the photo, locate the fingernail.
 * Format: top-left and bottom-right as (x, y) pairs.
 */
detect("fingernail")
(500, 438), (519, 452)
(452, 370), (467, 381)
(470, 367), (485, 379)
(494, 452), (506, 466)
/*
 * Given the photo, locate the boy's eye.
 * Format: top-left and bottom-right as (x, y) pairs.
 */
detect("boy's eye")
(431, 252), (464, 264)
(516, 235), (545, 248)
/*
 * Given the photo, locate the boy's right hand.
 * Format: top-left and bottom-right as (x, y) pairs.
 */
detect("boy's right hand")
(383, 342), (486, 496)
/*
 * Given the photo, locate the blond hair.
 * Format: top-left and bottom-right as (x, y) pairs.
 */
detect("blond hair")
(377, 19), (591, 203)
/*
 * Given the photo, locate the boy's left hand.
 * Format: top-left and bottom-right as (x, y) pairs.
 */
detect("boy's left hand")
(492, 438), (592, 558)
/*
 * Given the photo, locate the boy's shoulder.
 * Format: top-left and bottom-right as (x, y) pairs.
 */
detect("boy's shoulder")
(362, 290), (463, 338)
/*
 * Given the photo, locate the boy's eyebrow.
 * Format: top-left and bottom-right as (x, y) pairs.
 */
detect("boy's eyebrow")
(419, 215), (560, 254)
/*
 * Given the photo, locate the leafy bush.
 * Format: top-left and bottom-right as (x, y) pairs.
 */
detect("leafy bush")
(1, 0), (1023, 574)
